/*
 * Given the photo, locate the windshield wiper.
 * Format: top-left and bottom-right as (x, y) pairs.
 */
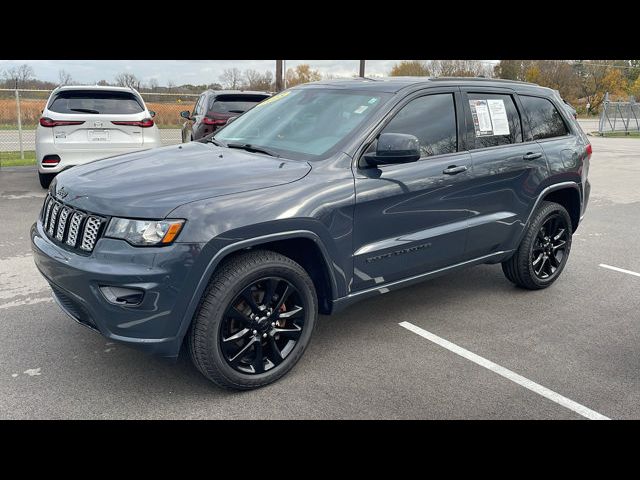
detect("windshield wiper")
(69, 108), (100, 114)
(226, 143), (279, 158)
(205, 136), (227, 147)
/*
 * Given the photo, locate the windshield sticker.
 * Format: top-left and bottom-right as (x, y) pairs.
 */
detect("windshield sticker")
(354, 105), (368, 114)
(255, 91), (291, 108)
(368, 97), (378, 104)
(469, 98), (510, 137)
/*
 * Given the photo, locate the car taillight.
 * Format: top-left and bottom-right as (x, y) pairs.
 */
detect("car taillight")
(586, 143), (592, 157)
(203, 117), (227, 126)
(39, 117), (85, 127)
(42, 155), (60, 166)
(111, 119), (154, 128)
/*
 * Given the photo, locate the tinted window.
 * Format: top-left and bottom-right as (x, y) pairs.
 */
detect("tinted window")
(520, 95), (569, 140)
(48, 90), (144, 115)
(467, 93), (522, 148)
(380, 94), (457, 157)
(209, 94), (269, 114)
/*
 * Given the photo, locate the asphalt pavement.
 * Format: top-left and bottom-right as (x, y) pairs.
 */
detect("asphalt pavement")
(1, 124), (639, 419)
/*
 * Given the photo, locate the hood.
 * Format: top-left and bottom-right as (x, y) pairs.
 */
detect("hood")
(52, 142), (311, 218)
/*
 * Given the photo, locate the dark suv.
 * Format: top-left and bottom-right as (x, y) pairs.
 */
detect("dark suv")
(180, 90), (271, 142)
(31, 77), (591, 389)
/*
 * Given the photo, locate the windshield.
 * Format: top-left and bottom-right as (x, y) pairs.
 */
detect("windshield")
(214, 88), (391, 160)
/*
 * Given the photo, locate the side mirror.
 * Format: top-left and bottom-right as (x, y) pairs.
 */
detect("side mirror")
(180, 110), (191, 119)
(148, 110), (156, 118)
(226, 116), (238, 125)
(364, 133), (421, 166)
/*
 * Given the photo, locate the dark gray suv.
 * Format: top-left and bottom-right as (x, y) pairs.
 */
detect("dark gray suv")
(31, 77), (591, 389)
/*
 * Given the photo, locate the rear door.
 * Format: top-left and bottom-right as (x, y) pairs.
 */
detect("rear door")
(48, 90), (148, 150)
(460, 88), (549, 259)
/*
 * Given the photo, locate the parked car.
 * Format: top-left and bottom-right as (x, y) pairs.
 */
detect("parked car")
(180, 90), (271, 142)
(36, 85), (161, 189)
(32, 77), (591, 389)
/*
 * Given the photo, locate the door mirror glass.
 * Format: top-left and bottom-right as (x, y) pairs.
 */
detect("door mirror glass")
(180, 110), (191, 119)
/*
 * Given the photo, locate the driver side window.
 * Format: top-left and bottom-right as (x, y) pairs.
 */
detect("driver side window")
(380, 93), (458, 158)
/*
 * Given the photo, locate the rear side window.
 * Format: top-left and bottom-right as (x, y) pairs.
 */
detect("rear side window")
(209, 94), (270, 114)
(467, 93), (522, 148)
(48, 90), (144, 115)
(380, 93), (457, 157)
(520, 95), (569, 140)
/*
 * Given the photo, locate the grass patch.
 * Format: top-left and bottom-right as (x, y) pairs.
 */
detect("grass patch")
(0, 150), (36, 166)
(597, 131), (640, 138)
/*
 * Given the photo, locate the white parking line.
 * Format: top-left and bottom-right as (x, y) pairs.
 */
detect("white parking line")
(398, 321), (610, 420)
(599, 264), (640, 278)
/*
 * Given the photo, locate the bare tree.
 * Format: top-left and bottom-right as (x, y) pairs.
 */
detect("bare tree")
(244, 69), (273, 90)
(114, 72), (138, 88)
(96, 79), (110, 86)
(220, 68), (245, 90)
(2, 64), (35, 88)
(58, 69), (73, 85)
(431, 60), (491, 77)
(167, 80), (176, 93)
(148, 78), (159, 91)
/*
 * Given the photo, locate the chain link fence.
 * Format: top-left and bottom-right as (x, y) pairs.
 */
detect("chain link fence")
(599, 92), (640, 135)
(0, 88), (199, 167)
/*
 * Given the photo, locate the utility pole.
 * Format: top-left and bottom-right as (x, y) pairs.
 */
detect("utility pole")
(276, 60), (284, 92)
(359, 60), (366, 78)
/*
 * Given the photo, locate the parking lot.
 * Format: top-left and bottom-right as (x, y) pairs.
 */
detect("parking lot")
(1, 121), (639, 419)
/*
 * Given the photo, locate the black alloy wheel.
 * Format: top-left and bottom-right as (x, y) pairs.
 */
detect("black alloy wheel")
(220, 277), (306, 374)
(530, 213), (569, 280)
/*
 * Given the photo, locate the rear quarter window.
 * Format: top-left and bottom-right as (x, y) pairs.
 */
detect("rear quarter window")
(48, 90), (144, 115)
(520, 95), (569, 140)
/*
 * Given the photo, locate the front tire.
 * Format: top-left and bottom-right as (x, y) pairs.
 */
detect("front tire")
(502, 201), (573, 290)
(38, 172), (55, 189)
(188, 250), (318, 390)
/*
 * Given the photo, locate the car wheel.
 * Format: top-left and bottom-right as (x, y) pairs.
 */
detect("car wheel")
(38, 172), (55, 189)
(501, 201), (573, 290)
(188, 249), (318, 390)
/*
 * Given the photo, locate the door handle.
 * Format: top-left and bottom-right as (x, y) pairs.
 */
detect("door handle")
(523, 152), (543, 160)
(443, 165), (468, 175)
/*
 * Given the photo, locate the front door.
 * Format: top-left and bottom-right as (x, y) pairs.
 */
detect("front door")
(352, 90), (474, 291)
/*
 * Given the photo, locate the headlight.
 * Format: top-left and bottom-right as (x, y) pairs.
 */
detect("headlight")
(105, 218), (185, 246)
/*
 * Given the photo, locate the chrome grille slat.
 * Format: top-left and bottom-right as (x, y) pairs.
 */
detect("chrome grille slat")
(56, 207), (70, 241)
(80, 216), (102, 252)
(47, 202), (61, 236)
(43, 197), (53, 231)
(66, 212), (85, 247)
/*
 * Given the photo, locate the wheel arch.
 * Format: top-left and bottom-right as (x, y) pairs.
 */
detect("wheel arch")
(176, 230), (339, 344)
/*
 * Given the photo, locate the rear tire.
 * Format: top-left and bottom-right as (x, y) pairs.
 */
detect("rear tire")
(501, 201), (573, 290)
(188, 250), (318, 390)
(38, 172), (55, 189)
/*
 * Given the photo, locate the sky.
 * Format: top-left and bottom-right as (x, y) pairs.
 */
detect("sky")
(0, 60), (497, 86)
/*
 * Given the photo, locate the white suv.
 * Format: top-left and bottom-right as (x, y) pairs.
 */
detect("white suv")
(36, 85), (162, 188)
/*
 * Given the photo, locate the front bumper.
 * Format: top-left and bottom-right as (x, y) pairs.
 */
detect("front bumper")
(31, 220), (205, 357)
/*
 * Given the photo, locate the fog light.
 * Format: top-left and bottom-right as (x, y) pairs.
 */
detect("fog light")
(100, 286), (144, 306)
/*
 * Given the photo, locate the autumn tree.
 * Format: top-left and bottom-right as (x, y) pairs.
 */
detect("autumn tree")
(576, 61), (627, 114)
(285, 64), (321, 87)
(389, 60), (430, 76)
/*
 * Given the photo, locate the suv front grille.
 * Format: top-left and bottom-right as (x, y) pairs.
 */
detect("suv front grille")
(40, 195), (106, 253)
